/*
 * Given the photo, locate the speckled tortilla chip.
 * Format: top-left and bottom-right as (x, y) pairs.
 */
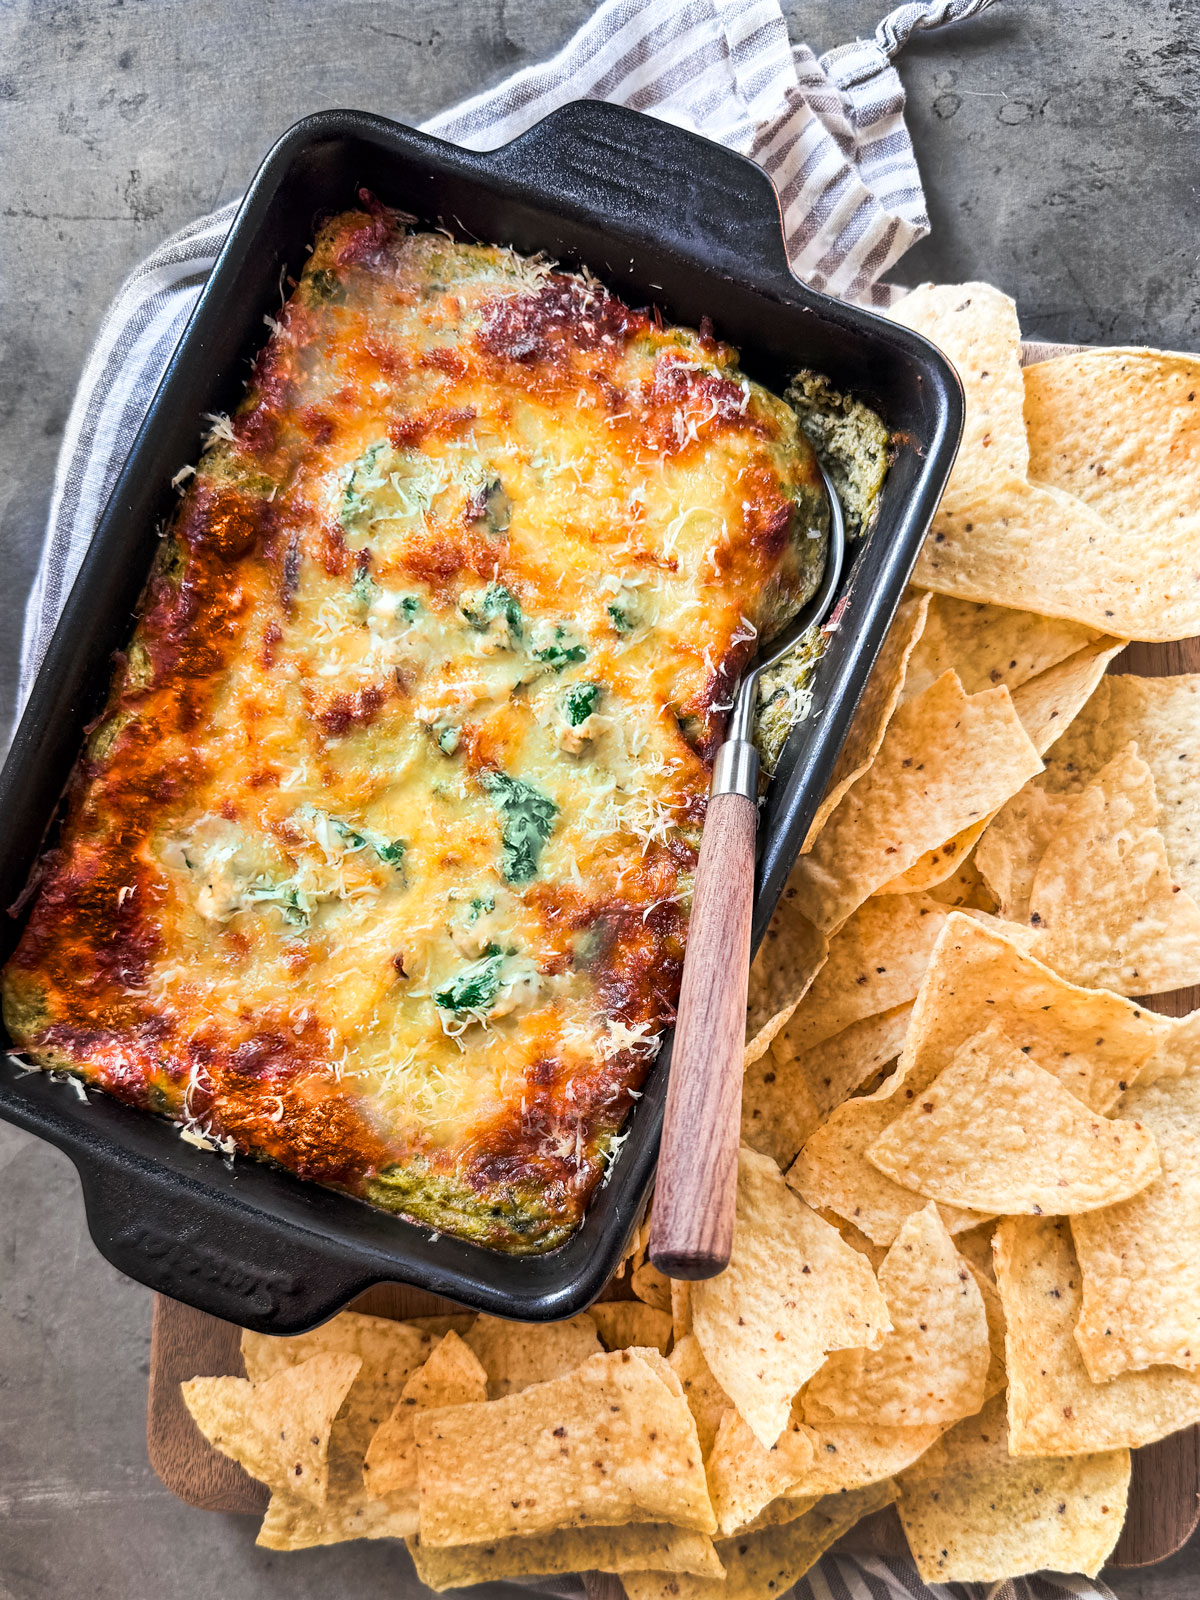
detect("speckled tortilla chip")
(414, 1348), (714, 1545)
(903, 593), (1100, 704)
(1024, 348), (1200, 641)
(742, 1003), (911, 1169)
(672, 1279), (693, 1343)
(875, 636), (1124, 899)
(669, 1335), (731, 1458)
(618, 1481), (897, 1600)
(407, 1524), (725, 1590)
(182, 1353), (360, 1508)
(918, 473), (1181, 638)
(925, 853), (997, 911)
(788, 915), (1171, 1244)
(706, 1407), (817, 1536)
(240, 1311), (432, 1462)
(801, 592), (930, 853)
(806, 1203), (989, 1428)
(631, 1260), (673, 1314)
(258, 1465), (422, 1550)
(996, 1216), (1200, 1455)
(692, 1147), (890, 1451)
(791, 1415), (943, 1496)
(867, 1022), (1160, 1216)
(464, 1312), (602, 1398)
(1072, 1027), (1200, 1380)
(1038, 673), (1200, 901)
(1000, 746), (1200, 994)
(788, 672), (1043, 932)
(977, 787), (1078, 920)
(775, 896), (948, 1057)
(589, 1302), (673, 1355)
(971, 1265), (1008, 1400)
(745, 908), (827, 1050)
(362, 1331), (487, 1510)
(1008, 636), (1127, 755)
(897, 1393), (1130, 1583)
(889, 284), (1029, 504)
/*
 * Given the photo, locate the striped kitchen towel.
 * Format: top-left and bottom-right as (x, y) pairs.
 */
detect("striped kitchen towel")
(19, 0), (1001, 706)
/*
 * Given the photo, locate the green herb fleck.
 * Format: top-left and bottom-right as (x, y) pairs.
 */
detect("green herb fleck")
(480, 770), (558, 883)
(435, 725), (460, 756)
(563, 682), (601, 726)
(434, 945), (503, 1014)
(462, 583), (523, 641)
(607, 601), (635, 634)
(351, 568), (378, 609)
(533, 624), (587, 670)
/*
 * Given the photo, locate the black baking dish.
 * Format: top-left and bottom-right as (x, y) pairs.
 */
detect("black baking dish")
(0, 103), (961, 1331)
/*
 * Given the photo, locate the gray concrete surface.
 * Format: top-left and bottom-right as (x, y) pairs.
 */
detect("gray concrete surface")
(1, 2), (1198, 1596)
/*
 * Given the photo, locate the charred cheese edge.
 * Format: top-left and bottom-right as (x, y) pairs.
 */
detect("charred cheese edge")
(2, 203), (828, 1252)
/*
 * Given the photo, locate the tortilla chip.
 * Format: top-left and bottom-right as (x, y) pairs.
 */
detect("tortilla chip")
(897, 1393), (1130, 1583)
(362, 1330), (487, 1507)
(1072, 1043), (1200, 1379)
(743, 1004), (911, 1168)
(414, 1348), (714, 1545)
(925, 853), (997, 911)
(408, 1525), (725, 1590)
(706, 1407), (817, 1536)
(692, 1147), (890, 1451)
(822, 1211), (889, 1272)
(464, 1312), (602, 1398)
(240, 1311), (432, 1460)
(1009, 636), (1127, 755)
(736, 1493), (821, 1533)
(793, 1412), (943, 1496)
(672, 1278), (693, 1343)
(405, 1314), (478, 1338)
(1003, 745), (1200, 994)
(903, 593), (1100, 704)
(1024, 348), (1200, 641)
(801, 591), (930, 853)
(889, 284), (1029, 503)
(872, 626), (1122, 897)
(787, 671), (1043, 932)
(669, 1335), (731, 1457)
(805, 1203), (989, 1428)
(1038, 673), (1200, 901)
(918, 473), (1190, 640)
(619, 1481), (897, 1600)
(788, 915), (1171, 1243)
(631, 1260), (673, 1315)
(776, 896), (948, 1058)
(976, 786), (1078, 920)
(953, 1220), (996, 1279)
(181, 1352), (360, 1507)
(1137, 1008), (1200, 1086)
(588, 1302), (673, 1356)
(867, 1021), (1160, 1216)
(971, 1265), (1008, 1400)
(257, 1475), (419, 1549)
(745, 906), (827, 1048)
(995, 1216), (1200, 1454)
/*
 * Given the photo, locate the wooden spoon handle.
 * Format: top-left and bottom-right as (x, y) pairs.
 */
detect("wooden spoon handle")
(649, 788), (757, 1278)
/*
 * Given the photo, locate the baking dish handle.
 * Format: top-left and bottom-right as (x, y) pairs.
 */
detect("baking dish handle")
(481, 100), (795, 287)
(70, 1150), (372, 1332)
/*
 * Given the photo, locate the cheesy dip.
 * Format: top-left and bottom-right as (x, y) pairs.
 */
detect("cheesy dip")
(2, 198), (829, 1251)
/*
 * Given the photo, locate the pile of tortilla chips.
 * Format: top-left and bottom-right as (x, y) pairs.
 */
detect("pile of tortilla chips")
(182, 289), (1200, 1592)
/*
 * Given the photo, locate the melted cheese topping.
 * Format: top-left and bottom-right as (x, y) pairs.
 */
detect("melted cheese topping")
(2, 207), (827, 1251)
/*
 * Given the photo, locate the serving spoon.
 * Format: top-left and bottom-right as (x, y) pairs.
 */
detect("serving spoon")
(649, 462), (847, 1278)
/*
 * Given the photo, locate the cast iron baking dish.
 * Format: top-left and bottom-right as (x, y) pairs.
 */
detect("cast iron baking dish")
(0, 103), (961, 1330)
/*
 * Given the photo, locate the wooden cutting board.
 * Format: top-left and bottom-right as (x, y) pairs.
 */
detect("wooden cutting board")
(146, 341), (1200, 1574)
